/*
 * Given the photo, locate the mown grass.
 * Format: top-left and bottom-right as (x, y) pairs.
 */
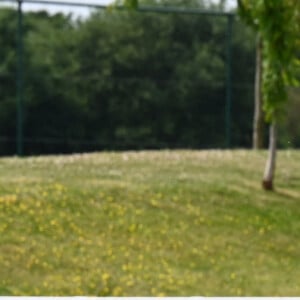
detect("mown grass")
(1, 150), (300, 296)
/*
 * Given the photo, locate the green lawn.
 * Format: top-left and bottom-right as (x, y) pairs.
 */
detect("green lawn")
(1, 150), (300, 296)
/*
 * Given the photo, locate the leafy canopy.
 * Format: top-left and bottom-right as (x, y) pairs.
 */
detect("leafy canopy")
(238, 0), (300, 122)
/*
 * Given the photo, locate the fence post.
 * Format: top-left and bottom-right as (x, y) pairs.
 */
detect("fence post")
(16, 0), (23, 156)
(225, 14), (233, 148)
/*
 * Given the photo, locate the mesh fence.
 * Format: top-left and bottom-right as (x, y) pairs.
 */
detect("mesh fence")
(0, 1), (256, 155)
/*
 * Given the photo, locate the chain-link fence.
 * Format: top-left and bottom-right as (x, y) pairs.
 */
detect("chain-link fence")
(0, 0), (256, 156)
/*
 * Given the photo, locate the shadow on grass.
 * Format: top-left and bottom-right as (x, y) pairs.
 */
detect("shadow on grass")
(274, 188), (300, 200)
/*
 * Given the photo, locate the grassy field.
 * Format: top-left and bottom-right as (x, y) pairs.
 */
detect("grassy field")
(1, 150), (300, 296)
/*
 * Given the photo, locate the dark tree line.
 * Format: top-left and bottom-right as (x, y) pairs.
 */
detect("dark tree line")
(0, 1), (259, 155)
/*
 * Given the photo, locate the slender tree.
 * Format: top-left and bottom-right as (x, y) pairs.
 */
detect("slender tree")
(237, 1), (264, 149)
(238, 0), (300, 190)
(126, 0), (299, 190)
(253, 34), (264, 149)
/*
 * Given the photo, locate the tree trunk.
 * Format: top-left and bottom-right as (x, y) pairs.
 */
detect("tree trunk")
(253, 34), (264, 149)
(262, 123), (277, 190)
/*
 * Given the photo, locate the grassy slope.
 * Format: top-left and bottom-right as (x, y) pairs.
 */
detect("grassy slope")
(0, 150), (300, 296)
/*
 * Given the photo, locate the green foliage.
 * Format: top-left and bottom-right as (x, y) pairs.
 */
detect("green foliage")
(113, 0), (138, 9)
(279, 88), (300, 148)
(0, 4), (256, 154)
(24, 13), (85, 142)
(124, 0), (138, 8)
(261, 1), (299, 121)
(238, 0), (300, 123)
